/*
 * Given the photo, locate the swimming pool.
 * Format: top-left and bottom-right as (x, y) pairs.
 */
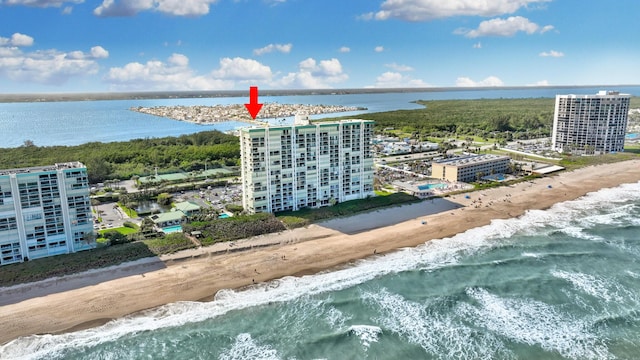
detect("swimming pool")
(162, 225), (183, 233)
(626, 133), (638, 139)
(218, 213), (231, 219)
(417, 183), (447, 191)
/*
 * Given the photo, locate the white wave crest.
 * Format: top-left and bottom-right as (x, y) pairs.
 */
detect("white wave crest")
(218, 333), (279, 360)
(347, 325), (382, 349)
(362, 289), (514, 359)
(551, 270), (627, 303)
(462, 288), (611, 360)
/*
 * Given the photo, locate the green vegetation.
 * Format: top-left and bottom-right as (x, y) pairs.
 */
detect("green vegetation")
(276, 192), (419, 228)
(0, 242), (157, 287)
(98, 226), (137, 236)
(332, 98), (554, 142)
(184, 213), (286, 246)
(0, 130), (240, 183)
(559, 152), (639, 170)
(143, 233), (196, 254)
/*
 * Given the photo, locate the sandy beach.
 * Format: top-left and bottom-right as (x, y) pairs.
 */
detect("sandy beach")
(1, 159), (639, 345)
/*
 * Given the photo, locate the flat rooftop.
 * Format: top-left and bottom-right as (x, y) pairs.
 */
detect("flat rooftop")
(0, 162), (85, 176)
(434, 154), (510, 167)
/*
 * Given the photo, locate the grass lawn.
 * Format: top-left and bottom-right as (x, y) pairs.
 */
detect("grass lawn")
(98, 226), (137, 236)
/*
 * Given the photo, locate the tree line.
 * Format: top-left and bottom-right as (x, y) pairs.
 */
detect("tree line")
(341, 98), (556, 140)
(0, 130), (240, 183)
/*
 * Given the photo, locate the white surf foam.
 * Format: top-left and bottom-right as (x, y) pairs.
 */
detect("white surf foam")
(551, 270), (625, 303)
(218, 333), (279, 360)
(2, 181), (638, 359)
(347, 325), (382, 349)
(462, 287), (611, 360)
(363, 288), (513, 359)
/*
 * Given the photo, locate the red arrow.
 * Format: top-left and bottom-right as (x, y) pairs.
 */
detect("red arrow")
(244, 86), (263, 119)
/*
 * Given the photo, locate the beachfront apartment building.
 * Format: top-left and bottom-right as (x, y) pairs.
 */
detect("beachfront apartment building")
(552, 91), (631, 154)
(240, 118), (375, 213)
(431, 154), (511, 183)
(0, 162), (94, 265)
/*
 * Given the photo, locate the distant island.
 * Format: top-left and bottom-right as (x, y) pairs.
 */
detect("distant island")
(131, 103), (367, 124)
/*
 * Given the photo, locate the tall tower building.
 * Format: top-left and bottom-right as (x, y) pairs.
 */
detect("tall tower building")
(240, 119), (375, 213)
(0, 162), (94, 265)
(552, 91), (631, 154)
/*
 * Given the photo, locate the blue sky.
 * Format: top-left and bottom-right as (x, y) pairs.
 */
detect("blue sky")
(1, 0), (639, 93)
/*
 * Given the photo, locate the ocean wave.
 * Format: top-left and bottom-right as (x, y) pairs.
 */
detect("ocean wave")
(218, 333), (279, 360)
(2, 181), (639, 359)
(362, 288), (514, 359)
(347, 325), (382, 349)
(462, 287), (612, 360)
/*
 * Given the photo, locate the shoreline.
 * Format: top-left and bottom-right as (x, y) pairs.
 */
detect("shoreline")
(1, 159), (640, 345)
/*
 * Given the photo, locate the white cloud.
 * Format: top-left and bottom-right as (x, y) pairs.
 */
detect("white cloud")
(90, 46), (109, 59)
(473, 42), (482, 49)
(371, 0), (550, 22)
(374, 46), (384, 52)
(539, 50), (564, 57)
(105, 53), (236, 90)
(339, 46), (350, 53)
(274, 57), (348, 89)
(0, 33), (34, 47)
(370, 71), (430, 88)
(357, 12), (374, 21)
(211, 57), (272, 80)
(456, 16), (553, 38)
(528, 80), (550, 86)
(1, 0), (83, 8)
(0, 34), (108, 85)
(385, 63), (413, 72)
(94, 0), (217, 17)
(253, 43), (292, 56)
(62, 5), (73, 13)
(456, 76), (504, 87)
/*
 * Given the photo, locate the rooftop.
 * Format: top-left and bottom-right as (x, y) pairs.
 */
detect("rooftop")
(435, 154), (510, 167)
(0, 162), (86, 176)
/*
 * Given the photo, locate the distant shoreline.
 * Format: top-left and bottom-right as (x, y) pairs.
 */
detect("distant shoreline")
(0, 85), (636, 103)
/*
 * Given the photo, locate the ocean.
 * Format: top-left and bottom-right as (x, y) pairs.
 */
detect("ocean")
(1, 86), (639, 148)
(1, 181), (640, 359)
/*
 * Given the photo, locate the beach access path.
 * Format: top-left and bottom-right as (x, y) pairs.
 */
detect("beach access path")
(1, 159), (639, 345)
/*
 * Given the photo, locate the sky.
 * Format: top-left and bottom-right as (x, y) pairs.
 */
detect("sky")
(1, 0), (639, 93)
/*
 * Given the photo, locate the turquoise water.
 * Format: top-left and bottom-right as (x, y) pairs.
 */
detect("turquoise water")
(626, 133), (638, 139)
(162, 225), (182, 233)
(219, 213), (231, 219)
(3, 181), (640, 359)
(417, 183), (447, 190)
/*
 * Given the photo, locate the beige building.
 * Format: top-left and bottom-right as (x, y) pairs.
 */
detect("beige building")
(0, 162), (94, 265)
(431, 154), (511, 183)
(240, 118), (375, 213)
(552, 91), (631, 154)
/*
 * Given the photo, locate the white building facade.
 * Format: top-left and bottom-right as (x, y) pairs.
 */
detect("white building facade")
(552, 91), (631, 154)
(240, 119), (375, 213)
(0, 162), (94, 265)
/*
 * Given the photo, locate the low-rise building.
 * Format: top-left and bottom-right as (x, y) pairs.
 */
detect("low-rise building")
(0, 162), (93, 265)
(431, 154), (511, 183)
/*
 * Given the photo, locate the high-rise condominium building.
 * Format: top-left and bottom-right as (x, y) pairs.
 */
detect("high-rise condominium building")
(240, 118), (375, 213)
(0, 162), (94, 265)
(552, 91), (631, 154)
